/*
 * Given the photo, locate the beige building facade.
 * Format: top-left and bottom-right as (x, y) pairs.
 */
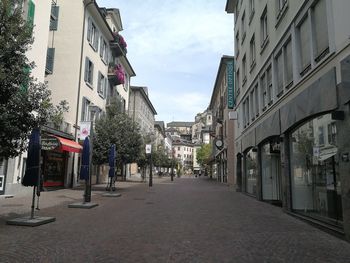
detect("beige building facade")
(226, 0), (350, 240)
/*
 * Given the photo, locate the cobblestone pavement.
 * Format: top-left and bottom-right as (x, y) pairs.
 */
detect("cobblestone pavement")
(1, 177), (350, 263)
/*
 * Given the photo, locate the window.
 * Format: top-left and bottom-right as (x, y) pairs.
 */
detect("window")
(81, 97), (91, 121)
(254, 84), (259, 117)
(242, 101), (246, 127)
(124, 72), (129, 91)
(45, 48), (55, 74)
(250, 90), (255, 121)
(97, 72), (106, 98)
(249, 0), (255, 21)
(261, 73), (267, 109)
(284, 39), (293, 87)
(277, 0), (288, 22)
(298, 16), (311, 75)
(235, 31), (240, 56)
(84, 57), (94, 86)
(260, 7), (268, 47)
(250, 35), (256, 68)
(87, 17), (99, 51)
(275, 51), (283, 96)
(236, 69), (240, 95)
(313, 0), (329, 61)
(242, 55), (247, 84)
(99, 38), (108, 63)
(50, 4), (59, 30)
(241, 11), (246, 43)
(178, 147), (180, 151)
(246, 97), (250, 126)
(267, 66), (273, 104)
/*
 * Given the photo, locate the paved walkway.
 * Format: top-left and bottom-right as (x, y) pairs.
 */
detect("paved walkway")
(1, 177), (350, 263)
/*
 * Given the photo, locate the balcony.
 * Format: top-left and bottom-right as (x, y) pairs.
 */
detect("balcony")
(110, 32), (127, 57)
(108, 63), (125, 86)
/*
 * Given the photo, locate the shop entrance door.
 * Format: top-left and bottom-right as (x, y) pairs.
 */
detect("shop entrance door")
(0, 159), (7, 195)
(261, 143), (281, 201)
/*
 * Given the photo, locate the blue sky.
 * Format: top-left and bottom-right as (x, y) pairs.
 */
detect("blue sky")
(97, 0), (233, 125)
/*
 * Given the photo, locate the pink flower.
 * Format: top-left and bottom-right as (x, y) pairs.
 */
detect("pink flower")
(114, 64), (125, 84)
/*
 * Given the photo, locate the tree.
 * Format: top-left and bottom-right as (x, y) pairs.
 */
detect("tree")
(196, 143), (212, 167)
(92, 96), (143, 176)
(0, 0), (57, 158)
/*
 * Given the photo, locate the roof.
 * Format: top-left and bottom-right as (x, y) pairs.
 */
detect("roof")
(130, 86), (157, 115)
(120, 56), (136, 77)
(225, 0), (237, 14)
(167, 121), (195, 128)
(172, 138), (194, 146)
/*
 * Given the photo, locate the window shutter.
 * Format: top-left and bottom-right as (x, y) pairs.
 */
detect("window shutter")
(90, 62), (94, 84)
(99, 37), (103, 57)
(81, 97), (86, 121)
(45, 48), (55, 73)
(284, 40), (293, 85)
(84, 57), (89, 82)
(27, 0), (35, 27)
(313, 0), (328, 58)
(94, 30), (99, 51)
(299, 16), (310, 71)
(104, 77), (107, 98)
(87, 18), (92, 42)
(97, 72), (101, 93)
(50, 6), (59, 30)
(276, 52), (283, 93)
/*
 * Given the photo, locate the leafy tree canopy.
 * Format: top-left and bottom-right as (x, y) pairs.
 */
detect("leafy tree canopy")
(0, 0), (58, 158)
(196, 143), (212, 167)
(93, 96), (143, 166)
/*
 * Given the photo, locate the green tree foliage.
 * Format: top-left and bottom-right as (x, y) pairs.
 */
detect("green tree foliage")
(0, 0), (56, 158)
(196, 143), (212, 167)
(92, 97), (143, 167)
(152, 147), (170, 168)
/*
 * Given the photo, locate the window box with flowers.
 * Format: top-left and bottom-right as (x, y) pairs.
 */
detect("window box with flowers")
(108, 63), (125, 86)
(111, 32), (127, 56)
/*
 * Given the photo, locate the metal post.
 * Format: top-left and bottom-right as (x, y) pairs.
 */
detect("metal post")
(85, 112), (95, 203)
(149, 152), (153, 187)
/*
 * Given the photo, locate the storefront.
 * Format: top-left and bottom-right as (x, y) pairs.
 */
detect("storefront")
(41, 134), (82, 189)
(289, 113), (343, 225)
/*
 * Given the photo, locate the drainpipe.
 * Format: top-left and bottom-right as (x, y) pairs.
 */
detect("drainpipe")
(70, 0), (95, 188)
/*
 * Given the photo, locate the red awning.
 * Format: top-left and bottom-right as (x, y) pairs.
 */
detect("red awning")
(53, 136), (82, 153)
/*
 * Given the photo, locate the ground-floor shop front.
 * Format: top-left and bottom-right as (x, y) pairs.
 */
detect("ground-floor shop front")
(1, 128), (82, 196)
(235, 61), (350, 239)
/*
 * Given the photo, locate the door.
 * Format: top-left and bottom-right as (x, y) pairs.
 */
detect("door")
(0, 159), (7, 195)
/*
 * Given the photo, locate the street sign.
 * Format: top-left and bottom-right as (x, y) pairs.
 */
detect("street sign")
(145, 144), (152, 154)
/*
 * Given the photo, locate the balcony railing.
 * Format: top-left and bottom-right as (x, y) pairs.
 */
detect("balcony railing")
(110, 33), (127, 57)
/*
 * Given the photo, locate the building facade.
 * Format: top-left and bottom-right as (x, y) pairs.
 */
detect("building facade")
(208, 56), (235, 184)
(226, 0), (350, 239)
(2, 0), (52, 196)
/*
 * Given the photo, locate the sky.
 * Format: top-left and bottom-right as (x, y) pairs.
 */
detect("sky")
(97, 0), (234, 125)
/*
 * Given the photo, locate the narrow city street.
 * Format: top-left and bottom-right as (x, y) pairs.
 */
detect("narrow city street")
(0, 177), (350, 263)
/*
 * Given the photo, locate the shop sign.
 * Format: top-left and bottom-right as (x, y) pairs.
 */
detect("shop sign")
(79, 121), (91, 140)
(41, 136), (60, 151)
(226, 60), (235, 109)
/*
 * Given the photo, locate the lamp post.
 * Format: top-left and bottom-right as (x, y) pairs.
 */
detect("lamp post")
(145, 144), (152, 187)
(171, 149), (175, 181)
(85, 105), (99, 203)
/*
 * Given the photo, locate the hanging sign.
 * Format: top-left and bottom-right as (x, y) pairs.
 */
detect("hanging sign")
(79, 121), (91, 140)
(41, 136), (60, 151)
(227, 59), (235, 109)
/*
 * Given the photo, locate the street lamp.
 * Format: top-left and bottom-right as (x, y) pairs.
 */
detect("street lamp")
(85, 105), (100, 203)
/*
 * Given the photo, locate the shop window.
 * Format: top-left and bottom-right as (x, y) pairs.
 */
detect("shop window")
(244, 149), (257, 196)
(290, 114), (343, 223)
